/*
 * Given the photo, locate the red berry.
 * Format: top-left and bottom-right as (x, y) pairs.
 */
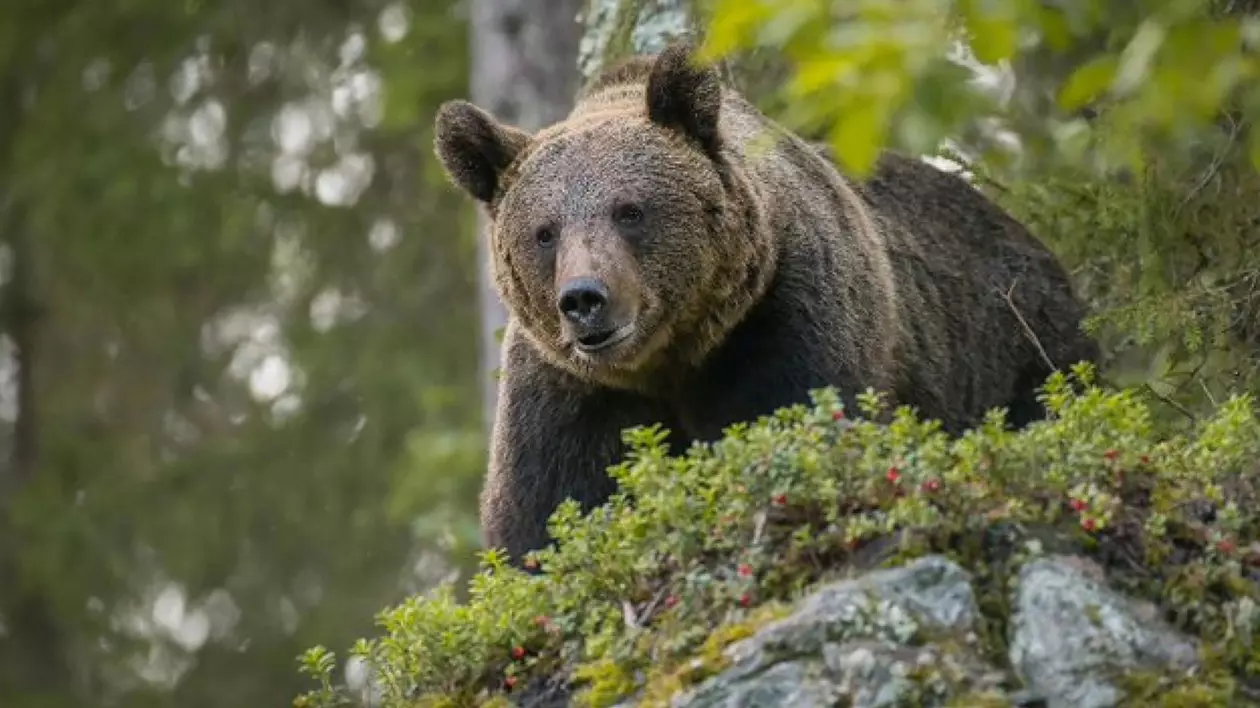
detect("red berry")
(504, 676), (518, 690)
(922, 478), (941, 493)
(772, 494), (788, 506)
(1218, 538), (1237, 555)
(1069, 497), (1088, 512)
(887, 467), (901, 483)
(739, 594), (752, 607)
(738, 563), (753, 577)
(832, 410), (845, 421)
(665, 595), (679, 608)
(511, 646), (526, 660)
(1082, 518), (1097, 532)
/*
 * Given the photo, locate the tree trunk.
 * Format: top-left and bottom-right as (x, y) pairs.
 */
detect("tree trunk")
(470, 0), (586, 428)
(576, 0), (793, 115)
(576, 0), (698, 81)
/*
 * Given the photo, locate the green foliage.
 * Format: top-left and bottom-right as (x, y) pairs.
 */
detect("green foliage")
(965, 128), (1260, 422)
(700, 0), (1260, 179)
(295, 367), (1260, 706)
(0, 1), (487, 706)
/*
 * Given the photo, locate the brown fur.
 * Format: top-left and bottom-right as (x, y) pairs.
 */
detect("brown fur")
(433, 42), (1099, 564)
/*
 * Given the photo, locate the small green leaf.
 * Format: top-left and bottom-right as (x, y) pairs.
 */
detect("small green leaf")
(960, 0), (1020, 64)
(1036, 5), (1074, 52)
(702, 0), (771, 59)
(1113, 20), (1166, 95)
(792, 54), (856, 94)
(828, 98), (886, 177)
(1058, 55), (1119, 111)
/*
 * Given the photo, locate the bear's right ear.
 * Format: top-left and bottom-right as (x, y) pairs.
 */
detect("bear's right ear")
(434, 100), (533, 204)
(645, 40), (722, 157)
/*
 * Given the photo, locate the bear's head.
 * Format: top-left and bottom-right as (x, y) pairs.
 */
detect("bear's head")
(433, 42), (775, 391)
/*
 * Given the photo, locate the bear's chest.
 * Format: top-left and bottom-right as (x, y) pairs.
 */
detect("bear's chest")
(659, 306), (845, 444)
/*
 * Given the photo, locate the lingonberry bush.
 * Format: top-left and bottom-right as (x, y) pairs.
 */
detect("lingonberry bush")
(294, 364), (1260, 707)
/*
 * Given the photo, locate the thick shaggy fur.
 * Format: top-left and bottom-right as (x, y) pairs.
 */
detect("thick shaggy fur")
(434, 43), (1099, 564)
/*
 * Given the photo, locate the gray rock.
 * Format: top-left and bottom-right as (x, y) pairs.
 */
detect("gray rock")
(605, 553), (1208, 708)
(1008, 556), (1201, 708)
(667, 555), (1005, 708)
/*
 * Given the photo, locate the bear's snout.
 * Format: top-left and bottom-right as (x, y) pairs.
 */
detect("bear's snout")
(558, 276), (609, 324)
(557, 276), (629, 352)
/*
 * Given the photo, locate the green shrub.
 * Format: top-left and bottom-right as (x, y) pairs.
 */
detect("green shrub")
(963, 136), (1260, 425)
(294, 364), (1260, 707)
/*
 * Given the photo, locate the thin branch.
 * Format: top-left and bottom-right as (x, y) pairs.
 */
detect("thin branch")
(1198, 378), (1220, 408)
(1143, 382), (1197, 422)
(997, 278), (1058, 373)
(751, 509), (768, 547)
(1175, 112), (1240, 216)
(621, 599), (639, 629)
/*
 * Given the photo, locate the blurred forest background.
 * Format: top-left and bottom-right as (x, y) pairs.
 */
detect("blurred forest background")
(0, 0), (583, 706)
(4, 0), (1260, 706)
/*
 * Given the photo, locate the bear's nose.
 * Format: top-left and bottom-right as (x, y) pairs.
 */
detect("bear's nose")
(557, 277), (610, 323)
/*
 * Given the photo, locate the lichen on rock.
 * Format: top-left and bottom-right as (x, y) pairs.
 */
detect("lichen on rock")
(621, 552), (1212, 708)
(665, 556), (1004, 708)
(1009, 556), (1201, 708)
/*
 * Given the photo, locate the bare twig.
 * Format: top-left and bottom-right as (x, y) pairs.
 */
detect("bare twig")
(997, 278), (1058, 373)
(1143, 382), (1197, 422)
(1175, 112), (1240, 216)
(622, 599), (639, 629)
(1198, 378), (1220, 408)
(637, 584), (671, 626)
(751, 509), (768, 547)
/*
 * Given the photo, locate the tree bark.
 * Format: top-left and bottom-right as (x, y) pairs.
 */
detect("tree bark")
(470, 0), (586, 428)
(576, 0), (698, 81)
(577, 0), (795, 125)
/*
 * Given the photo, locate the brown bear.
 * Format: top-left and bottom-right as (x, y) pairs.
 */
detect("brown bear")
(433, 41), (1099, 565)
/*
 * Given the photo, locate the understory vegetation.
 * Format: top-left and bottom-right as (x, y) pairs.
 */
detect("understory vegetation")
(295, 365), (1260, 707)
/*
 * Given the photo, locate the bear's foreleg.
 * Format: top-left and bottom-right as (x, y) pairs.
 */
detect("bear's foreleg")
(481, 330), (676, 565)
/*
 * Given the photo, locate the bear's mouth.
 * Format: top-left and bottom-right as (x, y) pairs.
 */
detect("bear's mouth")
(574, 326), (632, 354)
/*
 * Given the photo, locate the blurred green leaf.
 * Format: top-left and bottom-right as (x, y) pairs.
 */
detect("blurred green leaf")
(1058, 55), (1118, 111)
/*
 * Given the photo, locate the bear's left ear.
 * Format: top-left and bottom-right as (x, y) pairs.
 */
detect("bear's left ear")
(645, 40), (722, 157)
(434, 100), (533, 205)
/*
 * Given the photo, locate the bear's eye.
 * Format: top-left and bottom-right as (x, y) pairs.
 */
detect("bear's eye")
(611, 203), (644, 227)
(535, 226), (558, 247)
